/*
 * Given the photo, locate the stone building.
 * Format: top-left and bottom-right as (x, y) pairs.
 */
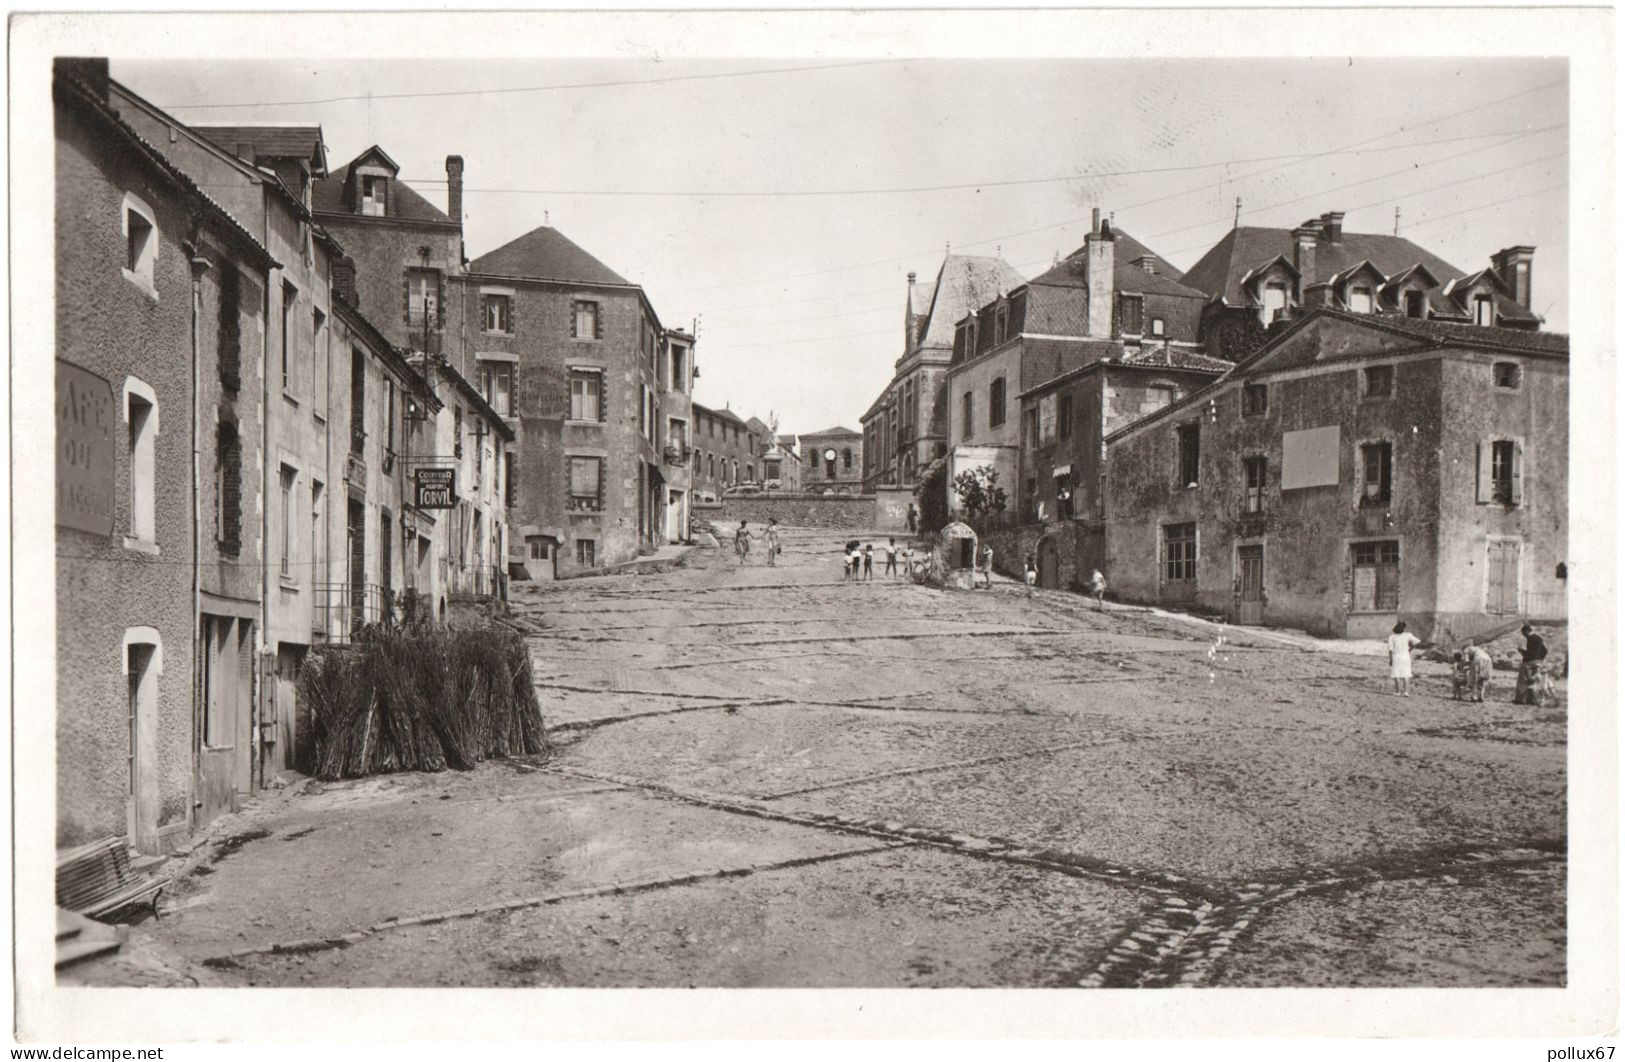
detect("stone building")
(1013, 346), (1232, 589)
(691, 401), (767, 502)
(859, 253), (1027, 490)
(55, 61), (277, 852)
(1103, 308), (1567, 642)
(458, 225), (670, 572)
(1182, 211), (1543, 363)
(659, 329), (697, 544)
(761, 433), (802, 492)
(312, 146), (514, 590)
(799, 426), (865, 493)
(945, 214), (1209, 520)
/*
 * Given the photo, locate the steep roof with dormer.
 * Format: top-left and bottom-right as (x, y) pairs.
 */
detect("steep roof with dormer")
(193, 124), (327, 175)
(914, 254), (1028, 351)
(313, 147), (454, 225)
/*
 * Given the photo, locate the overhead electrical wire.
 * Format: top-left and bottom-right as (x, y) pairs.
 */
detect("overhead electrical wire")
(159, 58), (912, 110)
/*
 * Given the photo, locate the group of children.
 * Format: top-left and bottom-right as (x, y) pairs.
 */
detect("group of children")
(843, 538), (913, 581)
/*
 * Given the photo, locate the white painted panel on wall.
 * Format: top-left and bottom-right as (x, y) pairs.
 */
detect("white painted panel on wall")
(1281, 425), (1341, 490)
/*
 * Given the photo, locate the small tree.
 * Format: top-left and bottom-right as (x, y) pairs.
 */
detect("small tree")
(915, 456), (950, 535)
(953, 465), (1008, 519)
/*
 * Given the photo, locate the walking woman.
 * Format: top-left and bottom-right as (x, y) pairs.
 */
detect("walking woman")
(734, 520), (752, 565)
(764, 518), (781, 567)
(1387, 621), (1421, 697)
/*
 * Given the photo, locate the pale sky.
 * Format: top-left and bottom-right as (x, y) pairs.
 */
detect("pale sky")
(118, 56), (1568, 436)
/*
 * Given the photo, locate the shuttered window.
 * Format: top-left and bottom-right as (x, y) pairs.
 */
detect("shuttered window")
(1477, 439), (1523, 506)
(569, 456), (603, 512)
(569, 369), (604, 422)
(1351, 540), (1400, 611)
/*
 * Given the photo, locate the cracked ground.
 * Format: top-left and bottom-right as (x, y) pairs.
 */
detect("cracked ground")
(107, 525), (1566, 988)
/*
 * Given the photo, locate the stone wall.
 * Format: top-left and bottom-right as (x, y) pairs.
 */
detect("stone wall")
(713, 492), (879, 529)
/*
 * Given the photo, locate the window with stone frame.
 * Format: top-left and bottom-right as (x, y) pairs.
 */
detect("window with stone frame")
(479, 361), (513, 418)
(406, 269), (440, 329)
(571, 300), (603, 340)
(1163, 522), (1197, 582)
(1494, 361), (1522, 389)
(575, 539), (596, 566)
(1241, 383), (1268, 417)
(962, 391), (974, 441)
(483, 293), (512, 334)
(568, 456), (604, 512)
(1405, 290), (1428, 318)
(569, 369), (605, 422)
(1362, 364), (1395, 399)
(990, 377), (1007, 429)
(1243, 455), (1266, 514)
(1350, 540), (1400, 611)
(1118, 294), (1145, 336)
(1359, 441), (1392, 508)
(1176, 423), (1200, 488)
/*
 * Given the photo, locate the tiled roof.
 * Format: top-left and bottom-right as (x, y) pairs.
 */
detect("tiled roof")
(1121, 345), (1236, 372)
(1352, 311), (1569, 356)
(468, 226), (632, 286)
(313, 159), (454, 225)
(917, 254), (1027, 349)
(193, 124), (326, 174)
(1181, 222), (1539, 323)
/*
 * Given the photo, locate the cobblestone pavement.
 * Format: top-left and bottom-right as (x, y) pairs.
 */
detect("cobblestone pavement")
(96, 525), (1565, 987)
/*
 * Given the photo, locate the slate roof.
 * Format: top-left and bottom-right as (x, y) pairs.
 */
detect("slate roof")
(801, 425), (860, 438)
(1349, 311), (1569, 356)
(193, 124), (327, 174)
(468, 226), (632, 286)
(313, 157), (455, 225)
(1025, 227), (1204, 300)
(1181, 222), (1539, 323)
(916, 254), (1027, 350)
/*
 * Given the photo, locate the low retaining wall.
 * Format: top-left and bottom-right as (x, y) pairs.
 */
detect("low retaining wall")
(978, 519), (1104, 591)
(714, 492), (879, 530)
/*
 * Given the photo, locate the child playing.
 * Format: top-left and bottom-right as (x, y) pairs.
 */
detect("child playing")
(862, 543), (874, 581)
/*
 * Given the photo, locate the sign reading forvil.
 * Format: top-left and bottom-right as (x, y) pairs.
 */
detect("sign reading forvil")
(414, 467), (456, 509)
(57, 359), (116, 535)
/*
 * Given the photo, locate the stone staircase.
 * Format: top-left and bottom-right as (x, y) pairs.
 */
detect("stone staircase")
(55, 908), (127, 969)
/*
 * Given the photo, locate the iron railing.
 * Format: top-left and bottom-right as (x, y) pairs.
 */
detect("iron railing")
(313, 582), (391, 642)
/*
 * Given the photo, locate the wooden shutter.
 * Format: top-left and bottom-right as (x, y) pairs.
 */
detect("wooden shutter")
(593, 303), (604, 340)
(570, 303), (579, 339)
(1510, 442), (1524, 505)
(1475, 441), (1491, 503)
(597, 370), (608, 423)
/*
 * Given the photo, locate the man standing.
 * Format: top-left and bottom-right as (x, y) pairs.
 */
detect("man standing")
(907, 504), (918, 535)
(883, 538), (899, 579)
(1515, 624), (1549, 705)
(978, 544), (994, 589)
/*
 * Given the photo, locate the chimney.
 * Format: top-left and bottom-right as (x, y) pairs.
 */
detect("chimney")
(1085, 219), (1117, 338)
(1303, 281), (1337, 308)
(1293, 223), (1319, 293)
(445, 155), (465, 224)
(905, 271), (919, 350)
(332, 255), (359, 309)
(1091, 207), (1102, 234)
(1491, 245), (1536, 310)
(54, 57), (109, 100)
(1320, 211), (1345, 244)
(1134, 254), (1157, 275)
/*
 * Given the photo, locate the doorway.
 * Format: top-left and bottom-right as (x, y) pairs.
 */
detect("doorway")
(125, 641), (160, 853)
(1037, 537), (1061, 589)
(1237, 544), (1265, 625)
(1486, 539), (1520, 614)
(666, 489), (686, 544)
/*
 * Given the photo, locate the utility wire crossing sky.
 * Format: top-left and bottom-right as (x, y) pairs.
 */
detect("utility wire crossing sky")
(124, 57), (1568, 434)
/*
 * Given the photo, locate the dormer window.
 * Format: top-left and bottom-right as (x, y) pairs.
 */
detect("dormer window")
(1349, 286), (1373, 314)
(1262, 281), (1288, 324)
(1474, 294), (1495, 327)
(1405, 290), (1427, 319)
(995, 305), (1009, 345)
(361, 175), (387, 216)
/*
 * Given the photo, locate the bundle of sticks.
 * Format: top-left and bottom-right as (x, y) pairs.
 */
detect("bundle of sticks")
(297, 624), (548, 780)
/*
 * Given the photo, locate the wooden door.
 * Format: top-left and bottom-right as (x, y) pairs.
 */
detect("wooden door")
(1038, 538), (1060, 589)
(1486, 540), (1520, 614)
(195, 616), (239, 834)
(1237, 545), (1265, 625)
(127, 644), (161, 853)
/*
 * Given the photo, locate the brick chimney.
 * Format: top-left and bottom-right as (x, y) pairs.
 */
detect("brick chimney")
(1293, 222), (1319, 294)
(445, 155), (465, 223)
(1085, 217), (1117, 338)
(1303, 281), (1337, 308)
(54, 57), (109, 100)
(332, 254), (359, 309)
(1320, 211), (1345, 244)
(1134, 254), (1157, 275)
(1491, 245), (1536, 310)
